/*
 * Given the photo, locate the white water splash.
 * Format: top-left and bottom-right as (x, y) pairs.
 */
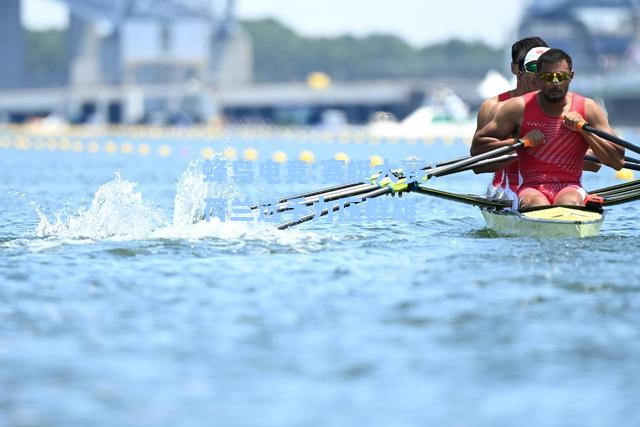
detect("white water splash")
(32, 162), (325, 248)
(35, 173), (164, 240)
(172, 157), (241, 228)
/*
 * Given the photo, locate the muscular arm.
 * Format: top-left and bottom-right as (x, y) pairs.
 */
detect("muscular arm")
(582, 98), (625, 170)
(471, 97), (525, 156)
(471, 97), (514, 173)
(474, 97), (499, 133)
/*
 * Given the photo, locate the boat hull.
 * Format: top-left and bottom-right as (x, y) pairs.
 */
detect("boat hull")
(480, 206), (604, 238)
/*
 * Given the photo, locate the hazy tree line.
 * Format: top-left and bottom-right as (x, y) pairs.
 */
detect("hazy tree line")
(244, 19), (503, 82)
(24, 18), (503, 83)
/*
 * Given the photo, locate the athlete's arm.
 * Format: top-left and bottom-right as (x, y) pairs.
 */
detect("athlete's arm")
(564, 99), (624, 170)
(471, 97), (511, 172)
(471, 97), (525, 156)
(583, 148), (602, 172)
(474, 97), (498, 133)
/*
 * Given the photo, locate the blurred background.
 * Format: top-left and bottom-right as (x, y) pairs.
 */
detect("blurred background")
(2, 0), (640, 162)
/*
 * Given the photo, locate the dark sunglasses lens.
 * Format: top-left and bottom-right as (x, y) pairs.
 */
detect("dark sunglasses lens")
(525, 62), (537, 73)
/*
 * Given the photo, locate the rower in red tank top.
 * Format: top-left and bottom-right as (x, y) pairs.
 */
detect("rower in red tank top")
(488, 91), (521, 196)
(472, 43), (550, 201)
(472, 48), (624, 208)
(517, 91), (588, 204)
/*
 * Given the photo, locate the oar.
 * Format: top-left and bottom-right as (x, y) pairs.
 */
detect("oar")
(424, 138), (526, 178)
(624, 155), (640, 164)
(251, 155), (475, 211)
(584, 154), (640, 172)
(250, 181), (364, 210)
(589, 178), (640, 196)
(258, 152), (511, 214)
(434, 153), (516, 177)
(276, 186), (392, 230)
(265, 183), (379, 215)
(578, 122), (640, 155)
(276, 140), (527, 229)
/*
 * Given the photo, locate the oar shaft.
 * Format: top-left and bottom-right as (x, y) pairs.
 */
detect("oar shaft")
(435, 154), (517, 177)
(589, 178), (640, 195)
(625, 155), (640, 164)
(250, 181), (364, 210)
(272, 183), (378, 214)
(304, 183), (376, 204)
(427, 139), (525, 178)
(585, 154), (640, 172)
(582, 124), (640, 155)
(276, 187), (392, 229)
(420, 154), (472, 171)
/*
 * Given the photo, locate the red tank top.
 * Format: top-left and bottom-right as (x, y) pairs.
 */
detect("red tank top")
(490, 91), (520, 192)
(518, 92), (588, 186)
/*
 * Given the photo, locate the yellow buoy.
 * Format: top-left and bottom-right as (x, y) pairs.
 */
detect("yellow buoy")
(244, 148), (259, 161)
(616, 168), (634, 181)
(272, 150), (288, 163)
(223, 147), (237, 160)
(105, 141), (118, 154)
(307, 72), (331, 90)
(334, 151), (350, 163)
(299, 150), (316, 164)
(201, 147), (215, 159)
(15, 137), (31, 150)
(370, 155), (384, 167)
(158, 144), (172, 157)
(137, 143), (150, 156)
(87, 141), (100, 153)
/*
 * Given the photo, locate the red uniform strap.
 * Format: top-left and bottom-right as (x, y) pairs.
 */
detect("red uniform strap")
(497, 91), (512, 102)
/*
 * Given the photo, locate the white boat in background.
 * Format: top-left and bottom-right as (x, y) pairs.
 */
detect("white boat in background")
(368, 88), (475, 140)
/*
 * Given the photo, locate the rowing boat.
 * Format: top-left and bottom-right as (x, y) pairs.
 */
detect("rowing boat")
(480, 206), (604, 238)
(411, 186), (606, 238)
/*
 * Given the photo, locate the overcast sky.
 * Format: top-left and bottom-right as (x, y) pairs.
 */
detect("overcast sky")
(22, 0), (526, 48)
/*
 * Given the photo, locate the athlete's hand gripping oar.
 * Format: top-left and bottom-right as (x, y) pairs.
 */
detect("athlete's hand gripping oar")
(575, 121), (640, 155)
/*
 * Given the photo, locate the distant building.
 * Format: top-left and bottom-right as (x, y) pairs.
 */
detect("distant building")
(518, 0), (639, 72)
(0, 0), (25, 89)
(0, 0), (252, 124)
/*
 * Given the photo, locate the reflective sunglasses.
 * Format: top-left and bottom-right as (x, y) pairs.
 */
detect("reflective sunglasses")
(524, 62), (537, 73)
(538, 71), (572, 83)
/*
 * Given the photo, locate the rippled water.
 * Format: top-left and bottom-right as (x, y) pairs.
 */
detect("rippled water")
(2, 134), (640, 427)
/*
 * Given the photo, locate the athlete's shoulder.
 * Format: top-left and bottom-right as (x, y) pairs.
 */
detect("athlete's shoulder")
(479, 95), (500, 110)
(476, 95), (501, 127)
(500, 94), (527, 111)
(581, 95), (608, 120)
